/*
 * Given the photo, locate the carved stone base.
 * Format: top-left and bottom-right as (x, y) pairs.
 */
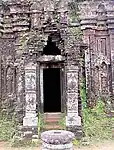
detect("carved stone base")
(66, 115), (82, 139)
(19, 126), (38, 140)
(67, 126), (83, 140)
(23, 116), (38, 127)
(66, 115), (81, 127)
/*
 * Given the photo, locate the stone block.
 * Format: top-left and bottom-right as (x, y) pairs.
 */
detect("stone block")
(23, 116), (38, 127)
(66, 114), (81, 127)
(23, 131), (33, 139)
(32, 135), (39, 139)
(67, 126), (83, 140)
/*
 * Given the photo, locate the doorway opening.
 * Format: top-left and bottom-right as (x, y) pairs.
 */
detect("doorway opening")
(43, 68), (61, 112)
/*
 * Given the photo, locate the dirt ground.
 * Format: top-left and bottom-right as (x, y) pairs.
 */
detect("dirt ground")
(0, 140), (114, 150)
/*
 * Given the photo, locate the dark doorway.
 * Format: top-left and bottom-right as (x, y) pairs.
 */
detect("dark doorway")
(43, 68), (61, 112)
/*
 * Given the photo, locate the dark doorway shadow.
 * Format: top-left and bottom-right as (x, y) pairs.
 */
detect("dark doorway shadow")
(43, 68), (61, 112)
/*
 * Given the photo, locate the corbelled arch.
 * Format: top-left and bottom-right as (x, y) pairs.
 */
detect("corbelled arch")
(19, 28), (65, 59)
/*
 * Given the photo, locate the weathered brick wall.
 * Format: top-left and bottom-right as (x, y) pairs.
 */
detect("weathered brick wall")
(0, 0), (85, 123)
(80, 0), (114, 105)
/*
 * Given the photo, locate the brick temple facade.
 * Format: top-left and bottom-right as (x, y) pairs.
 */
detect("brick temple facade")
(0, 0), (114, 139)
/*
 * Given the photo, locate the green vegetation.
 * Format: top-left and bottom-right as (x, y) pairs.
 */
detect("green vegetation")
(68, 1), (80, 23)
(10, 137), (41, 148)
(80, 79), (114, 142)
(38, 113), (45, 138)
(70, 27), (82, 41)
(0, 111), (17, 141)
(83, 101), (114, 140)
(72, 138), (81, 146)
(58, 113), (66, 130)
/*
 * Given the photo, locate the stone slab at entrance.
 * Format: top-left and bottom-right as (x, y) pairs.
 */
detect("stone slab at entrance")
(43, 113), (63, 130)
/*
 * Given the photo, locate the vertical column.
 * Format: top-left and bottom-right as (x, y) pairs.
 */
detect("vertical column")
(0, 47), (1, 100)
(36, 63), (40, 113)
(40, 67), (44, 113)
(109, 30), (114, 94)
(60, 67), (65, 113)
(0, 5), (3, 101)
(107, 8), (114, 96)
(23, 62), (38, 127)
(15, 59), (25, 123)
(66, 65), (82, 139)
(30, 1), (42, 30)
(82, 29), (95, 98)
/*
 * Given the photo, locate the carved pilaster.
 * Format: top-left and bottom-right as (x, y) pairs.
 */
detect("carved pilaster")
(0, 5), (3, 102)
(36, 63), (40, 113)
(0, 42), (1, 106)
(66, 65), (82, 139)
(39, 66), (44, 113)
(64, 33), (82, 138)
(30, 1), (43, 30)
(23, 62), (38, 127)
(15, 58), (25, 123)
(82, 28), (96, 104)
(108, 19), (114, 95)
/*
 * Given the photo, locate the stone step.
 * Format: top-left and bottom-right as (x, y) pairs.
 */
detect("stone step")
(44, 124), (62, 130)
(45, 116), (61, 120)
(45, 119), (60, 123)
(43, 113), (64, 130)
(44, 113), (61, 124)
(44, 113), (61, 120)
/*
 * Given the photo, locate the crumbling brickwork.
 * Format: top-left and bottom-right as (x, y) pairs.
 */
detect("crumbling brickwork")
(80, 0), (114, 106)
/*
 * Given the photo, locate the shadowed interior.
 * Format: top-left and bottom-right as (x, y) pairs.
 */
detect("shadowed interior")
(42, 36), (61, 55)
(43, 68), (61, 112)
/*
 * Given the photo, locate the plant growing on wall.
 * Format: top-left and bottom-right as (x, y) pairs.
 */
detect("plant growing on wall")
(68, 1), (80, 23)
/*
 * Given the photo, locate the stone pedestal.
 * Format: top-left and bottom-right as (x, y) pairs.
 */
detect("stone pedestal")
(41, 130), (75, 150)
(66, 115), (82, 140)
